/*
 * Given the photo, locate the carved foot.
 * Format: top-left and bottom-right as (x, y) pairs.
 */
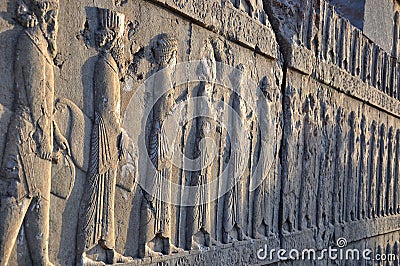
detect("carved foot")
(190, 240), (202, 251)
(170, 243), (184, 254)
(82, 256), (106, 266)
(222, 230), (230, 244)
(194, 228), (210, 248)
(281, 229), (292, 237)
(237, 226), (250, 241)
(106, 249), (134, 264)
(210, 237), (220, 247)
(253, 232), (268, 240)
(145, 244), (163, 257)
(193, 229), (219, 250)
(148, 232), (184, 255)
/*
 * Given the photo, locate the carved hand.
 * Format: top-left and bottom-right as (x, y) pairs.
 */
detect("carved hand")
(118, 129), (130, 161)
(19, 14), (38, 28)
(38, 140), (53, 161)
(56, 135), (70, 156)
(53, 121), (71, 156)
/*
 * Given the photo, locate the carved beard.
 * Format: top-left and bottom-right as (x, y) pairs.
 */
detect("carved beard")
(40, 20), (57, 58)
(111, 42), (125, 75)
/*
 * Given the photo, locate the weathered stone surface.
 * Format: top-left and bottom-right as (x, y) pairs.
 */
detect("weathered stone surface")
(0, 0), (399, 265)
(363, 0), (394, 52)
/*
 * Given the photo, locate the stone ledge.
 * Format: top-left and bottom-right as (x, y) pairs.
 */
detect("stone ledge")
(146, 0), (279, 60)
(289, 44), (400, 118)
(119, 236), (280, 265)
(120, 215), (400, 265)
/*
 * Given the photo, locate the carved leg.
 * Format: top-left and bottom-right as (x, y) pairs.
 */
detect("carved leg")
(105, 249), (134, 264)
(222, 228), (230, 244)
(168, 241), (184, 254)
(81, 252), (106, 266)
(192, 227), (211, 249)
(200, 227), (219, 247)
(25, 196), (53, 266)
(236, 224), (250, 241)
(0, 196), (30, 266)
(144, 244), (163, 257)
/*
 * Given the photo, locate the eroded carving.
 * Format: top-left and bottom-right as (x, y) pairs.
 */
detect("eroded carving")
(367, 120), (379, 218)
(76, 8), (134, 265)
(252, 76), (275, 239)
(222, 64), (250, 243)
(332, 107), (346, 224)
(298, 95), (318, 229)
(0, 0), (70, 265)
(186, 57), (219, 250)
(139, 33), (181, 257)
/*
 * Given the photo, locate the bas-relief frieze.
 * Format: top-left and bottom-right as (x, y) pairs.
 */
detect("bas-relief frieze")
(0, 0), (399, 265)
(0, 0), (68, 265)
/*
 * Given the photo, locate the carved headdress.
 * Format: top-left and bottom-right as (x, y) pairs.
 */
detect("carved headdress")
(16, 0), (58, 27)
(30, 0), (59, 10)
(153, 33), (178, 66)
(97, 8), (125, 37)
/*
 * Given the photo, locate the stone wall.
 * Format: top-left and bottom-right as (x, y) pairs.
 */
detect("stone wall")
(0, 0), (398, 265)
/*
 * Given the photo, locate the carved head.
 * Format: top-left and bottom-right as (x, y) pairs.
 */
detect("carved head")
(153, 33), (178, 67)
(33, 0), (59, 56)
(380, 123), (386, 136)
(231, 63), (246, 89)
(96, 8), (127, 74)
(95, 8), (125, 51)
(389, 126), (394, 140)
(259, 76), (272, 101)
(348, 111), (356, 128)
(197, 57), (216, 84)
(371, 120), (377, 134)
(16, 0), (37, 28)
(200, 120), (212, 135)
(361, 115), (367, 132)
(17, 0), (59, 57)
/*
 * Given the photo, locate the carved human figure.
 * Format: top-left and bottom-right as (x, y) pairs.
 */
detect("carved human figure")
(358, 115), (368, 219)
(345, 111), (357, 222)
(332, 107), (346, 224)
(394, 130), (400, 214)
(222, 64), (250, 243)
(252, 76), (275, 239)
(367, 121), (378, 218)
(0, 0), (69, 265)
(230, 0), (265, 22)
(139, 33), (179, 257)
(186, 58), (218, 249)
(316, 102), (333, 229)
(386, 127), (394, 215)
(281, 85), (301, 234)
(76, 8), (133, 265)
(376, 124), (387, 217)
(298, 95), (318, 230)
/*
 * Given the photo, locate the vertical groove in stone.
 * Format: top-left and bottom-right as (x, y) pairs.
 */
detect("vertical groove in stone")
(395, 130), (400, 214)
(386, 127), (394, 215)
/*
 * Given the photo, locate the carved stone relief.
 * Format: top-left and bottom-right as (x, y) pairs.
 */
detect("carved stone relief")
(0, 0), (399, 265)
(138, 33), (180, 257)
(75, 8), (134, 265)
(0, 0), (69, 265)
